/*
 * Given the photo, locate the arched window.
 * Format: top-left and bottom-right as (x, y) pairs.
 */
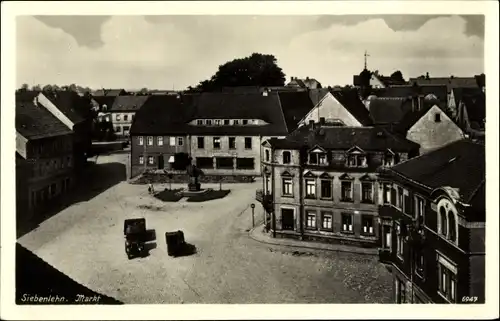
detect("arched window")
(440, 207), (448, 236)
(282, 151), (291, 164)
(448, 211), (456, 242)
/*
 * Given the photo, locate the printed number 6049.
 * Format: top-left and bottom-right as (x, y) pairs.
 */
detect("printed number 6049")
(461, 296), (478, 303)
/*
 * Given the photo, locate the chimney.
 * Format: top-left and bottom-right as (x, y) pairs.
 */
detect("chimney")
(309, 120), (315, 130)
(319, 117), (325, 126)
(291, 76), (295, 82)
(306, 76), (310, 81)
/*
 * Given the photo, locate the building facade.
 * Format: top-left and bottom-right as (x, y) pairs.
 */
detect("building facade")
(377, 140), (485, 303)
(261, 121), (420, 247)
(109, 95), (149, 138)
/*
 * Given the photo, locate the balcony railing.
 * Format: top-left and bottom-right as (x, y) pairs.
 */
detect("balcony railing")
(256, 189), (264, 203)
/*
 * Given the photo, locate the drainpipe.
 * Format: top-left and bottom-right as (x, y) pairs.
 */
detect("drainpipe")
(271, 146), (276, 238)
(299, 160), (304, 240)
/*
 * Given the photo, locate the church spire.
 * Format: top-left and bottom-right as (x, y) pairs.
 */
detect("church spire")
(364, 50), (370, 70)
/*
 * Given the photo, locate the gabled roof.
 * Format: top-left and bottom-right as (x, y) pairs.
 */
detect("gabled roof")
(395, 102), (446, 134)
(451, 87), (482, 104)
(462, 94), (485, 126)
(16, 92), (73, 140)
(93, 89), (127, 97)
(267, 124), (419, 152)
(278, 91), (315, 133)
(409, 77), (478, 92)
(110, 95), (149, 112)
(330, 89), (373, 126)
(42, 91), (89, 124)
(308, 88), (330, 106)
(369, 98), (412, 125)
(376, 85), (448, 102)
(287, 78), (322, 89)
(92, 95), (117, 109)
(387, 140), (485, 219)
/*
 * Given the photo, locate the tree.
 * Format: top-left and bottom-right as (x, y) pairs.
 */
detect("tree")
(390, 70), (405, 83)
(31, 84), (42, 91)
(20, 83), (29, 90)
(193, 53), (286, 91)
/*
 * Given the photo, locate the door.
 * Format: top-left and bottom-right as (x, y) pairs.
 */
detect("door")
(157, 155), (164, 170)
(281, 208), (295, 230)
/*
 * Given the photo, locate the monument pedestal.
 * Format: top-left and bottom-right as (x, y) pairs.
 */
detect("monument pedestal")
(188, 183), (201, 192)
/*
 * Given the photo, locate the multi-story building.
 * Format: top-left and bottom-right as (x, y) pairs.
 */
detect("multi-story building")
(16, 92), (75, 226)
(377, 140), (485, 303)
(261, 120), (420, 246)
(109, 95), (149, 138)
(129, 91), (317, 178)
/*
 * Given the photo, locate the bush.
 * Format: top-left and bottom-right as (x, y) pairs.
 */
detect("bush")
(154, 188), (183, 202)
(186, 190), (230, 202)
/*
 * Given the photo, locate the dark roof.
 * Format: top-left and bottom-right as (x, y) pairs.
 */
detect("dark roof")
(330, 89), (373, 126)
(462, 93), (485, 125)
(376, 85), (448, 102)
(394, 100), (448, 134)
(221, 86), (262, 93)
(16, 93), (72, 140)
(278, 91), (315, 133)
(93, 89), (127, 97)
(369, 98), (411, 125)
(42, 91), (89, 124)
(409, 77), (478, 92)
(92, 95), (116, 109)
(110, 95), (149, 112)
(451, 87), (483, 104)
(388, 140), (485, 211)
(308, 88), (330, 106)
(268, 124), (419, 152)
(287, 78), (322, 89)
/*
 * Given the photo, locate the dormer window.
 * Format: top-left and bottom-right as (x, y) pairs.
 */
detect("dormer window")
(234, 119), (239, 125)
(309, 153), (318, 165)
(242, 119), (248, 125)
(383, 150), (396, 167)
(224, 119), (230, 125)
(318, 154), (327, 165)
(346, 154), (367, 167)
(308, 146), (327, 166)
(206, 119), (212, 125)
(214, 119), (222, 126)
(197, 119), (203, 125)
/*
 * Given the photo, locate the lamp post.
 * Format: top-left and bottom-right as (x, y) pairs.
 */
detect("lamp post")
(251, 203), (255, 228)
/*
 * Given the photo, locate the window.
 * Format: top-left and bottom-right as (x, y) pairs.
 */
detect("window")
(341, 213), (353, 232)
(448, 213), (457, 242)
(383, 225), (392, 249)
(341, 181), (353, 202)
(321, 212), (333, 230)
(306, 211), (316, 229)
(244, 137), (252, 149)
(415, 251), (425, 277)
(282, 151), (291, 164)
(397, 186), (404, 209)
(318, 154), (327, 165)
(197, 119), (203, 125)
(438, 256), (457, 302)
(435, 113), (441, 122)
(147, 136), (153, 146)
(123, 126), (130, 132)
(440, 207), (448, 237)
(157, 136), (163, 146)
(305, 179), (316, 199)
(213, 137), (221, 149)
(264, 175), (271, 194)
(139, 136), (144, 145)
(361, 182), (373, 203)
(229, 137), (236, 149)
(116, 114), (121, 121)
(415, 196), (424, 219)
(148, 156), (154, 165)
(236, 158), (254, 170)
(177, 137), (184, 146)
(282, 178), (293, 196)
(396, 279), (406, 304)
(234, 119), (239, 125)
(347, 154), (367, 167)
(216, 157), (233, 169)
(124, 115), (128, 121)
(224, 119), (230, 125)
(383, 183), (392, 204)
(403, 190), (412, 214)
(281, 208), (295, 230)
(115, 126), (122, 132)
(396, 223), (404, 258)
(242, 119), (248, 125)
(196, 157), (213, 169)
(265, 149), (270, 162)
(391, 185), (398, 207)
(206, 119), (212, 125)
(309, 153), (318, 165)
(320, 179), (332, 199)
(197, 137), (205, 149)
(362, 216), (374, 234)
(214, 119), (222, 126)
(139, 156), (144, 164)
(383, 154), (394, 167)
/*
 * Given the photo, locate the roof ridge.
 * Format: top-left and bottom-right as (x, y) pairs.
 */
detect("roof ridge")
(466, 179), (485, 204)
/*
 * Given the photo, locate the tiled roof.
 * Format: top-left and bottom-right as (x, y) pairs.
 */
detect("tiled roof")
(110, 95), (149, 112)
(394, 100), (447, 134)
(268, 124), (419, 152)
(462, 93), (485, 126)
(330, 88), (373, 126)
(369, 98), (412, 125)
(92, 95), (117, 109)
(409, 77), (478, 92)
(278, 91), (315, 133)
(376, 85), (448, 102)
(42, 91), (89, 124)
(308, 88), (330, 107)
(16, 93), (73, 140)
(93, 89), (126, 97)
(387, 140), (485, 214)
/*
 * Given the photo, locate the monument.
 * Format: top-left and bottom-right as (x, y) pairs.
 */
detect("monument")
(186, 158), (202, 192)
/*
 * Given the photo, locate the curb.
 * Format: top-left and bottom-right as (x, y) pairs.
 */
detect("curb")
(248, 226), (378, 256)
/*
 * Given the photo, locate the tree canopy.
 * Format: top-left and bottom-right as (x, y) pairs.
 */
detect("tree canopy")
(191, 53), (286, 91)
(390, 70), (405, 83)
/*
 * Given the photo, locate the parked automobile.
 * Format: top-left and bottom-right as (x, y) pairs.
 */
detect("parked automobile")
(124, 218), (147, 259)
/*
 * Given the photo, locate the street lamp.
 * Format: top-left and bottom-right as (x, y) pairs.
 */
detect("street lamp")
(251, 203), (255, 228)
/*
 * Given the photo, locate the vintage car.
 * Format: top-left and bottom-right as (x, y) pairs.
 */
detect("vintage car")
(165, 230), (186, 257)
(124, 218), (147, 259)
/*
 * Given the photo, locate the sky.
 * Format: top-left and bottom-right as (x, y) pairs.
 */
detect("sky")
(16, 15), (484, 90)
